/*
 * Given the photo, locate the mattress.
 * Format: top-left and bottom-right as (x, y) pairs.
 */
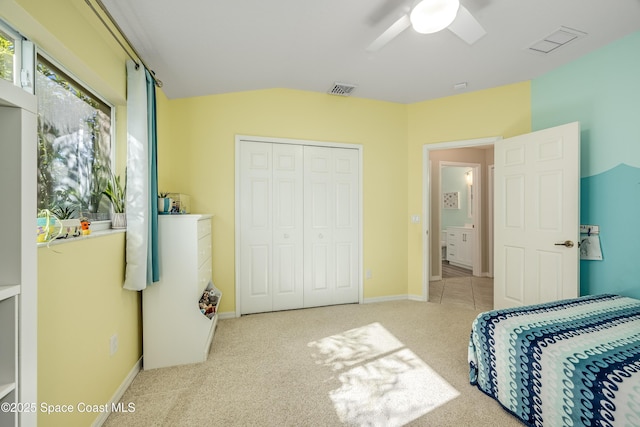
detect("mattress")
(468, 294), (640, 426)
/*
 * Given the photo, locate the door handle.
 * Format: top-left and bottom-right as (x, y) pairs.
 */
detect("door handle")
(554, 240), (574, 248)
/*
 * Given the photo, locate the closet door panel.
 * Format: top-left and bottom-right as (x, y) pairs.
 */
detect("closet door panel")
(335, 242), (354, 289)
(304, 146), (335, 307)
(249, 245), (270, 296)
(272, 144), (304, 311)
(239, 142), (273, 314)
(332, 148), (359, 304)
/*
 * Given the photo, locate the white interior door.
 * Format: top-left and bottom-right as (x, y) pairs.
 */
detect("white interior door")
(239, 141), (273, 314)
(272, 144), (304, 311)
(494, 122), (580, 309)
(239, 142), (305, 314)
(304, 146), (359, 307)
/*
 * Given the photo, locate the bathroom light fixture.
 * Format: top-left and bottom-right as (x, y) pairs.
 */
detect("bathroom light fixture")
(466, 170), (473, 185)
(409, 0), (460, 34)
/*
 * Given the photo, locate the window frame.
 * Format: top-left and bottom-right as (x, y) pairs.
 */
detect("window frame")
(0, 19), (35, 93)
(0, 19), (22, 87)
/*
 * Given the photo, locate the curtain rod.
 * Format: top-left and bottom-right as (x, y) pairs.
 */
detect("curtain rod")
(85, 0), (163, 87)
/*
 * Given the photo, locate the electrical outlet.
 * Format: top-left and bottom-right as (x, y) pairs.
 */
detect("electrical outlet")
(366, 269), (372, 279)
(110, 334), (118, 356)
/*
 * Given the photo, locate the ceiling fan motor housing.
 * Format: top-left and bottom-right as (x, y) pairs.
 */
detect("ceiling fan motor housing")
(410, 0), (461, 34)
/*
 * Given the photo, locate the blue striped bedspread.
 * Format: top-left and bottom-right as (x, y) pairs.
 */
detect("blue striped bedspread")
(468, 294), (640, 426)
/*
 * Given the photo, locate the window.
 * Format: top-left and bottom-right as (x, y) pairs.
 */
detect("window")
(0, 25), (17, 84)
(0, 19), (34, 93)
(36, 55), (113, 220)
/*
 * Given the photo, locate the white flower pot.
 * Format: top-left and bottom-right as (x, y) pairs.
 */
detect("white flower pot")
(111, 212), (127, 229)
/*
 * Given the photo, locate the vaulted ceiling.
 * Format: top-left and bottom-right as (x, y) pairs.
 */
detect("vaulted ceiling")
(101, 0), (640, 104)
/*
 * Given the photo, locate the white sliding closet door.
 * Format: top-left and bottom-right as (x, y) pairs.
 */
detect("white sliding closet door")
(239, 142), (304, 314)
(238, 140), (359, 315)
(303, 146), (359, 307)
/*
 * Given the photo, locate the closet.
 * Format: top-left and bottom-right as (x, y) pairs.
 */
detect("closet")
(237, 139), (360, 315)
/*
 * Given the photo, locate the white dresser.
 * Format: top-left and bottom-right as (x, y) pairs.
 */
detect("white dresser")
(142, 214), (220, 369)
(446, 227), (474, 269)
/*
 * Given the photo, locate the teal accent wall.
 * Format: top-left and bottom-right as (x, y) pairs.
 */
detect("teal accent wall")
(531, 31), (640, 299)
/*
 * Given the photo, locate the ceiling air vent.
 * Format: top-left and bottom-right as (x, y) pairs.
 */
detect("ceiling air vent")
(328, 82), (357, 96)
(528, 26), (587, 54)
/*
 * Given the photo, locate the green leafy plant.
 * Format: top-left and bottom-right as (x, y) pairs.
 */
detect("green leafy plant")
(50, 205), (77, 220)
(103, 171), (126, 213)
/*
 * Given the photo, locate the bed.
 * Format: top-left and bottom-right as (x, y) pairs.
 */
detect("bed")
(468, 294), (640, 427)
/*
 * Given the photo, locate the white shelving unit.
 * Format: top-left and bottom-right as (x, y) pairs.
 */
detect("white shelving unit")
(0, 78), (38, 426)
(0, 285), (18, 427)
(142, 214), (220, 369)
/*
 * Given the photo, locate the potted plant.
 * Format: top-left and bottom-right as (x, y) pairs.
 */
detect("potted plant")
(103, 171), (126, 229)
(158, 191), (173, 214)
(50, 205), (81, 238)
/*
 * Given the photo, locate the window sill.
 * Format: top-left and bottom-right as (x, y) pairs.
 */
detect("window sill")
(37, 227), (126, 248)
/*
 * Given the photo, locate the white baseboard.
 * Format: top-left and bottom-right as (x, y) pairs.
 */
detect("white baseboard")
(92, 357), (142, 427)
(408, 294), (427, 302)
(363, 294), (409, 304)
(218, 311), (236, 320)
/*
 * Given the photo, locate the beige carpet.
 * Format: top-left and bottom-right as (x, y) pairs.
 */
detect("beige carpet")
(104, 300), (523, 426)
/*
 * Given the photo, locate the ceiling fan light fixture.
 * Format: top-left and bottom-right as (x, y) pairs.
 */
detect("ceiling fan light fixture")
(409, 0), (460, 34)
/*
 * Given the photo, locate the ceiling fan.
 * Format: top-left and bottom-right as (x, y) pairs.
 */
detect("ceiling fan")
(366, 0), (486, 52)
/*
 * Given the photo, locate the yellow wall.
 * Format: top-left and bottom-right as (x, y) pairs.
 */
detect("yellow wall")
(37, 234), (140, 427)
(406, 82), (531, 296)
(162, 89), (409, 310)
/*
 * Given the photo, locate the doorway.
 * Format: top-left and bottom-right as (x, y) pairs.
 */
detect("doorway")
(421, 137), (500, 302)
(422, 123), (580, 309)
(440, 162), (480, 277)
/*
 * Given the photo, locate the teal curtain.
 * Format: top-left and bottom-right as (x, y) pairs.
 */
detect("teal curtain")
(146, 69), (159, 283)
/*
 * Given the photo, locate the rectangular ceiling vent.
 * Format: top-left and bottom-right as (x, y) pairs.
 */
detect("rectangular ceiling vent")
(328, 82), (357, 96)
(528, 26), (587, 54)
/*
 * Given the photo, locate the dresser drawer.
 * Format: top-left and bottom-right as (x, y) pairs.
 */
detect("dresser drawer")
(197, 219), (211, 239)
(197, 235), (212, 267)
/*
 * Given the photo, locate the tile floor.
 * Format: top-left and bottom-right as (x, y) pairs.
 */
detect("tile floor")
(429, 274), (494, 312)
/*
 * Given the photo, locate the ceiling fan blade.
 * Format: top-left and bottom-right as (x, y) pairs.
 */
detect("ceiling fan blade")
(447, 5), (486, 45)
(366, 14), (411, 52)
(366, 0), (408, 26)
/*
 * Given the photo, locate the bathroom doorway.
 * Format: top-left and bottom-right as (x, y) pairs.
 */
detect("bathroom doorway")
(440, 162), (479, 277)
(422, 138), (497, 290)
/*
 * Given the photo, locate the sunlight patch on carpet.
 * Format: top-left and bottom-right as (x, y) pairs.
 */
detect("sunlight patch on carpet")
(309, 323), (460, 426)
(308, 322), (403, 370)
